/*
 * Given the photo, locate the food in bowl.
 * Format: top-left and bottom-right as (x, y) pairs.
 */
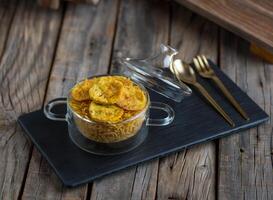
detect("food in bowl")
(68, 75), (148, 143)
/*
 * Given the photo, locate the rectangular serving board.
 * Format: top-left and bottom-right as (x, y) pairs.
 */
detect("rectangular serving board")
(18, 61), (269, 187)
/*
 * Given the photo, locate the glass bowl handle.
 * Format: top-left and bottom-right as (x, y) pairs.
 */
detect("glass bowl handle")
(44, 97), (67, 121)
(147, 102), (175, 126)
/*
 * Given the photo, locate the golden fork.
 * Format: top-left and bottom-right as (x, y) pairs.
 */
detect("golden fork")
(193, 55), (249, 120)
(171, 59), (235, 127)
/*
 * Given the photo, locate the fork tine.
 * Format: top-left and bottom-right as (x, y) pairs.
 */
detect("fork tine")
(197, 55), (207, 71)
(201, 55), (211, 71)
(202, 55), (210, 67)
(199, 55), (210, 71)
(193, 58), (202, 72)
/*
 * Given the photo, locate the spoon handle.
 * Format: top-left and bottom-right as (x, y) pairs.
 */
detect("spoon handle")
(194, 82), (235, 127)
(211, 76), (249, 120)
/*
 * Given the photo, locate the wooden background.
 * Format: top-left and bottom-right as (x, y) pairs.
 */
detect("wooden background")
(37, 0), (100, 9)
(175, 0), (273, 53)
(0, 0), (272, 199)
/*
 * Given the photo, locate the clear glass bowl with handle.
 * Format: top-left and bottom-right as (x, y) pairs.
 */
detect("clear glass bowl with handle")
(44, 76), (175, 155)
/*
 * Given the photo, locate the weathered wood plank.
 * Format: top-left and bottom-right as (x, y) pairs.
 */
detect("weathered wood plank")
(156, 4), (218, 200)
(0, 0), (17, 58)
(218, 31), (273, 200)
(38, 0), (60, 9)
(22, 0), (119, 199)
(90, 0), (169, 199)
(37, 0), (100, 9)
(175, 0), (273, 53)
(0, 0), (63, 199)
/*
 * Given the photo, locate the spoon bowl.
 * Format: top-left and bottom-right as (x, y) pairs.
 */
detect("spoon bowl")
(172, 59), (196, 84)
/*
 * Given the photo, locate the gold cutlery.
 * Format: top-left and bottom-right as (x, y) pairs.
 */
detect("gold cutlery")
(171, 59), (235, 127)
(193, 55), (249, 121)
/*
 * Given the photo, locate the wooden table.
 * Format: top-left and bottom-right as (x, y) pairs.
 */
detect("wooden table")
(0, 0), (272, 199)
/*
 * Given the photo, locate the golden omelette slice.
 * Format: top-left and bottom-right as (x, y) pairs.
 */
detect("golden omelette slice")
(113, 76), (133, 86)
(89, 102), (124, 123)
(117, 85), (147, 111)
(71, 79), (96, 101)
(89, 77), (123, 104)
(122, 110), (139, 120)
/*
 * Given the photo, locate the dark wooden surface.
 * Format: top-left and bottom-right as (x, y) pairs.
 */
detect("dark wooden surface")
(175, 0), (273, 53)
(37, 0), (100, 9)
(0, 0), (272, 199)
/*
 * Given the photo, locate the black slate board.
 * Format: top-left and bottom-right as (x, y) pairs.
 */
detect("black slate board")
(18, 61), (269, 187)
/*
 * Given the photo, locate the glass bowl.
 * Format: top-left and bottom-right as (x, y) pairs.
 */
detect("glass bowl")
(44, 75), (175, 155)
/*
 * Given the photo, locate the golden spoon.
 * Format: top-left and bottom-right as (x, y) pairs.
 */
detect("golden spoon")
(171, 59), (235, 127)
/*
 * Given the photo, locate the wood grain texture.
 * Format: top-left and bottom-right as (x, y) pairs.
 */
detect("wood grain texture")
(0, 0), (63, 199)
(218, 31), (273, 199)
(0, 0), (17, 58)
(156, 4), (218, 200)
(38, 0), (100, 9)
(38, 0), (60, 9)
(250, 44), (273, 64)
(90, 0), (169, 199)
(175, 0), (273, 53)
(22, 0), (119, 199)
